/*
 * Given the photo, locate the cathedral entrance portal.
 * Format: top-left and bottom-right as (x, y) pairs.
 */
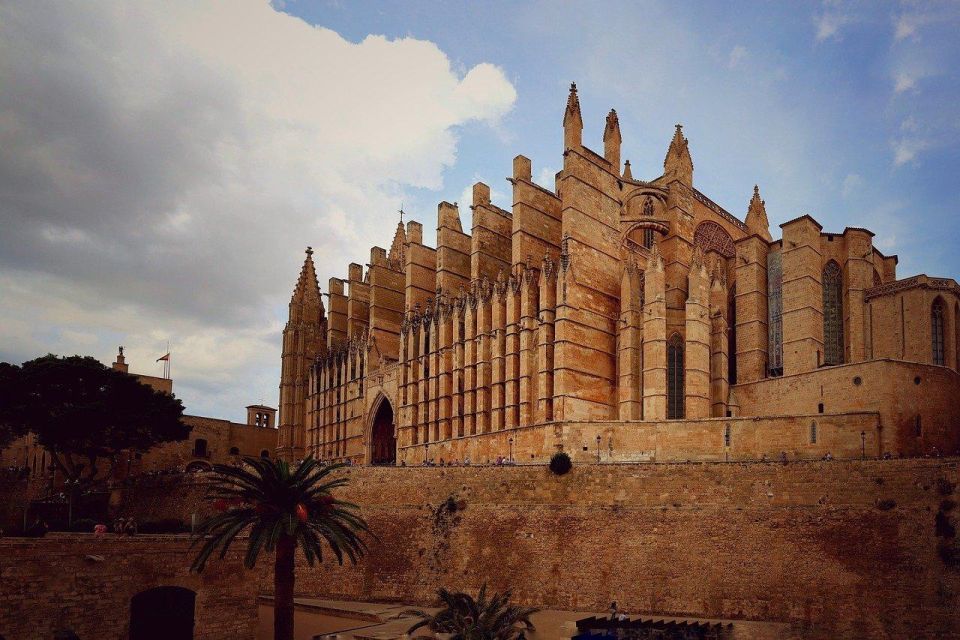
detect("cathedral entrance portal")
(369, 397), (396, 465)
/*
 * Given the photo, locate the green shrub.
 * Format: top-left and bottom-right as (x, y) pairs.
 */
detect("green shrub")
(549, 451), (572, 476)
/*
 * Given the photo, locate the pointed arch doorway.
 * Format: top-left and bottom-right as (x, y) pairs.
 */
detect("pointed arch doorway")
(369, 396), (396, 465)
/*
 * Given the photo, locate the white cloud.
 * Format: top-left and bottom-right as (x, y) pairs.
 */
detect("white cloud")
(814, 11), (854, 42)
(0, 1), (517, 419)
(894, 12), (932, 41)
(728, 45), (748, 68)
(892, 136), (930, 166)
(840, 173), (862, 198)
(535, 167), (557, 191)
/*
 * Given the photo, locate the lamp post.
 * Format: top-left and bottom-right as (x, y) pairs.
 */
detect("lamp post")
(861, 431), (866, 460)
(508, 437), (514, 463)
(596, 434), (602, 463)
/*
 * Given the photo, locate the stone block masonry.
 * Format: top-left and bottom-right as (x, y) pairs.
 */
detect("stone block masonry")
(0, 534), (258, 640)
(275, 461), (960, 640)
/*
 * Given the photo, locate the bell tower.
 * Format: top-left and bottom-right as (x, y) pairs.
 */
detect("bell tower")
(277, 247), (327, 461)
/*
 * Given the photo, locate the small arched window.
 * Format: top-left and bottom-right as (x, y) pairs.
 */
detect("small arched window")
(810, 421), (817, 444)
(260, 449), (270, 458)
(667, 334), (685, 419)
(193, 438), (208, 457)
(932, 297), (946, 366)
(822, 261), (844, 366)
(229, 446), (240, 456)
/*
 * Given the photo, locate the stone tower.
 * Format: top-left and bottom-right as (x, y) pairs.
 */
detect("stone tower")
(277, 247), (327, 461)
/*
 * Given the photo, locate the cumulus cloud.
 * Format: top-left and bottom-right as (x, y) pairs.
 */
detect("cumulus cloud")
(0, 1), (516, 419)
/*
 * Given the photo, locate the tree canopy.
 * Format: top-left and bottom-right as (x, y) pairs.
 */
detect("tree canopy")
(0, 354), (190, 481)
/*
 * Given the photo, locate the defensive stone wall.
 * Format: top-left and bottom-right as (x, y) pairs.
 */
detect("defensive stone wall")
(0, 534), (257, 640)
(281, 460), (960, 640)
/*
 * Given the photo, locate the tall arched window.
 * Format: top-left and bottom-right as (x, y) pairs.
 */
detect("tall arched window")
(932, 297), (946, 366)
(667, 333), (685, 419)
(822, 261), (844, 365)
(767, 252), (783, 376)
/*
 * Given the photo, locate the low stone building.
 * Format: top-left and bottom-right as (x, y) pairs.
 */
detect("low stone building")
(0, 349), (278, 482)
(276, 84), (960, 466)
(0, 534), (257, 640)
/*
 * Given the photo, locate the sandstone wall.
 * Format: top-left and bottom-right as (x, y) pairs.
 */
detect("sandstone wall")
(282, 461), (960, 640)
(397, 412), (880, 465)
(733, 359), (960, 456)
(0, 534), (257, 640)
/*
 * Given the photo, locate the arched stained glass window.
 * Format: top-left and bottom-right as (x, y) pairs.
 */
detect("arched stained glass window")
(767, 252), (783, 376)
(667, 333), (685, 419)
(932, 297), (946, 366)
(822, 261), (844, 366)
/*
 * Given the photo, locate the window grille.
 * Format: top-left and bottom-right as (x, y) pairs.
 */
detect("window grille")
(810, 421), (817, 444)
(667, 334), (685, 419)
(767, 252), (783, 376)
(724, 424), (731, 447)
(932, 298), (946, 365)
(822, 261), (844, 365)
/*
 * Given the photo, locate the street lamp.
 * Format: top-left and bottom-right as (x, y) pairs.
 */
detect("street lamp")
(508, 437), (514, 463)
(596, 434), (602, 463)
(861, 431), (866, 460)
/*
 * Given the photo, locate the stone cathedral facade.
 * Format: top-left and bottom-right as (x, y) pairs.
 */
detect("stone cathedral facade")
(276, 85), (960, 466)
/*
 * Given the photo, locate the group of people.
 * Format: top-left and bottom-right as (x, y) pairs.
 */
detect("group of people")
(108, 516), (138, 536)
(414, 456), (519, 467)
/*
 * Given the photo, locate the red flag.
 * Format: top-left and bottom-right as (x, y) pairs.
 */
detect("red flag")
(156, 353), (170, 362)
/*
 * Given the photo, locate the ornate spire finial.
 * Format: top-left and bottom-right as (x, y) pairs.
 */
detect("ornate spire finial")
(623, 159), (632, 180)
(563, 82), (583, 148)
(306, 246), (313, 256)
(398, 204), (404, 226)
(664, 123), (693, 186)
(746, 184), (772, 242)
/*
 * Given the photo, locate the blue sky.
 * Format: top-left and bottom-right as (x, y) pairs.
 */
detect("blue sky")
(294, 0), (960, 272)
(0, 0), (957, 421)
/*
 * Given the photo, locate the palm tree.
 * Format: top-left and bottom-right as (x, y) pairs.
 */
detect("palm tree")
(404, 584), (538, 639)
(191, 456), (370, 640)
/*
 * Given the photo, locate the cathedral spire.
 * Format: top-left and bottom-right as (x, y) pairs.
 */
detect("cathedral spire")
(663, 124), (693, 186)
(603, 108), (621, 170)
(745, 184), (772, 242)
(563, 82), (583, 149)
(291, 246), (325, 317)
(623, 159), (632, 180)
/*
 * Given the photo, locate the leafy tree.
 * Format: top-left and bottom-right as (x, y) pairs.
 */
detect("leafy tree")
(0, 354), (189, 486)
(404, 584), (539, 640)
(191, 457), (371, 640)
(0, 362), (28, 450)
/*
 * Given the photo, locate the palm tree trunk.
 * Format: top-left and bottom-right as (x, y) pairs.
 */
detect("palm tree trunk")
(274, 534), (296, 640)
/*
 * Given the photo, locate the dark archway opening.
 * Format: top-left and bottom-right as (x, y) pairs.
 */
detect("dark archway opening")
(130, 586), (196, 640)
(370, 399), (396, 465)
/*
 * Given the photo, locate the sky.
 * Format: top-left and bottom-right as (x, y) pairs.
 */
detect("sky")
(1, 0), (958, 422)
